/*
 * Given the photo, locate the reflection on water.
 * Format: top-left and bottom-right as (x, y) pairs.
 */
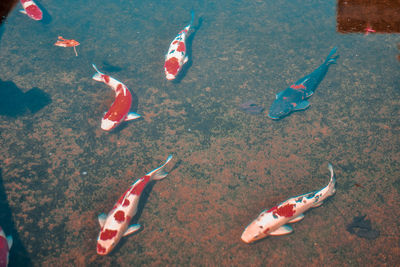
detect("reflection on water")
(0, 0), (399, 266)
(337, 0), (400, 33)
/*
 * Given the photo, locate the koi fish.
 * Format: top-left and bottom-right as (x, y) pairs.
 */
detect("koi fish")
(54, 36), (80, 56)
(92, 64), (140, 131)
(268, 47), (339, 120)
(97, 155), (173, 255)
(19, 0), (42, 21)
(0, 226), (12, 267)
(164, 11), (194, 80)
(241, 163), (336, 243)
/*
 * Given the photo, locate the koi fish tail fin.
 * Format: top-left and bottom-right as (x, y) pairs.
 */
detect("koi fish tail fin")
(92, 64), (105, 82)
(324, 47), (339, 65)
(327, 163), (336, 196)
(184, 10), (194, 31)
(189, 10), (195, 27)
(146, 155), (173, 181)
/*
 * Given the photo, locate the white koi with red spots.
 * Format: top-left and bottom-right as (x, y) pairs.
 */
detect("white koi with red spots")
(92, 64), (140, 131)
(241, 163), (336, 243)
(96, 155), (173, 255)
(0, 226), (12, 267)
(19, 0), (43, 20)
(164, 11), (194, 80)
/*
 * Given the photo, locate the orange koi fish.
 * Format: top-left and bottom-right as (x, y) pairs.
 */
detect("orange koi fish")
(54, 36), (80, 56)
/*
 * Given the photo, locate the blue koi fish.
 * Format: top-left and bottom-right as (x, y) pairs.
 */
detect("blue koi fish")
(268, 47), (339, 120)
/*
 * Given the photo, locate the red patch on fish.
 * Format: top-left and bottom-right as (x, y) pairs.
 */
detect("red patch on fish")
(172, 40), (178, 45)
(116, 189), (130, 205)
(100, 229), (117, 240)
(262, 227), (270, 234)
(97, 243), (106, 253)
(123, 199), (130, 207)
(290, 84), (306, 90)
(26, 5), (42, 20)
(103, 75), (110, 83)
(267, 206), (277, 213)
(164, 57), (180, 76)
(177, 42), (186, 52)
(103, 89), (132, 122)
(130, 176), (150, 195)
(114, 210), (125, 223)
(116, 84), (123, 92)
(274, 204), (296, 218)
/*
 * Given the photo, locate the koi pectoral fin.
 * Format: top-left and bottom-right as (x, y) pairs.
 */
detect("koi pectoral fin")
(123, 224), (141, 237)
(288, 214), (304, 223)
(313, 201), (324, 208)
(98, 213), (107, 228)
(293, 100), (310, 111)
(269, 225), (293, 236)
(276, 90), (285, 99)
(6, 235), (13, 249)
(125, 112), (141, 121)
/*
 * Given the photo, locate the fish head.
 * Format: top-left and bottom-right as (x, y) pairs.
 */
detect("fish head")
(241, 211), (274, 243)
(101, 117), (119, 131)
(97, 229), (120, 255)
(268, 98), (293, 120)
(96, 239), (116, 255)
(164, 57), (181, 80)
(165, 72), (177, 80)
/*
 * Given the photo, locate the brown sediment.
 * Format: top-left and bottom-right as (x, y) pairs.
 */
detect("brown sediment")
(0, 1), (399, 266)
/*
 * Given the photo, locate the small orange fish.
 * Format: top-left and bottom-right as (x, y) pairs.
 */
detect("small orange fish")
(54, 36), (80, 56)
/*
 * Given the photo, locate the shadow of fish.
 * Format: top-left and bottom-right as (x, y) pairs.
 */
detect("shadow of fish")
(346, 215), (380, 240)
(239, 101), (264, 115)
(268, 47), (339, 120)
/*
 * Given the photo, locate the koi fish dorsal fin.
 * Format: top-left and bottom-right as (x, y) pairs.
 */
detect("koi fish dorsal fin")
(269, 225), (293, 236)
(123, 224), (141, 237)
(288, 214), (304, 223)
(98, 213), (107, 228)
(146, 155), (173, 180)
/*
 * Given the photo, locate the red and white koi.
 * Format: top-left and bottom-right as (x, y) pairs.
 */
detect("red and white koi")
(164, 11), (194, 80)
(241, 164), (336, 243)
(0, 226), (12, 267)
(96, 155), (173, 255)
(19, 0), (43, 21)
(92, 64), (140, 131)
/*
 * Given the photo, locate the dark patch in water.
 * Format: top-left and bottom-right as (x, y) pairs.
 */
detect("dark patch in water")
(346, 215), (380, 240)
(101, 61), (122, 72)
(0, 79), (51, 116)
(239, 101), (264, 115)
(24, 87), (51, 113)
